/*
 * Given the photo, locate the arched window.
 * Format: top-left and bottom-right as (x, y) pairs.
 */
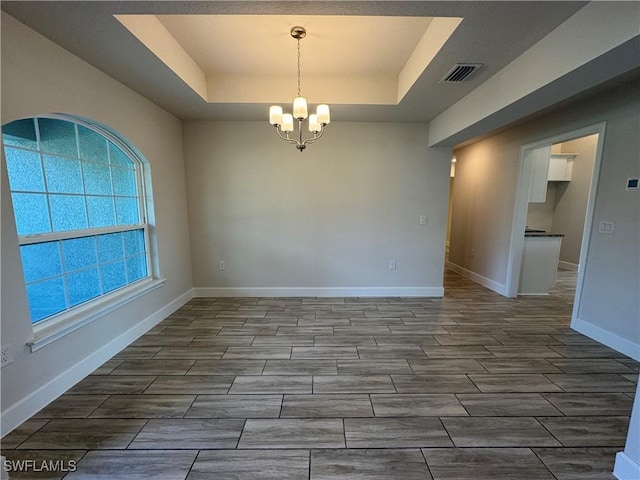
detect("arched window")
(2, 116), (152, 325)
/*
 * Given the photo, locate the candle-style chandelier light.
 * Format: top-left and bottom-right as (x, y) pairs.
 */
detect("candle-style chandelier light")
(268, 26), (330, 152)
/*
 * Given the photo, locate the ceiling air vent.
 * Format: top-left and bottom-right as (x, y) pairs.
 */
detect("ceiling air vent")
(440, 63), (483, 83)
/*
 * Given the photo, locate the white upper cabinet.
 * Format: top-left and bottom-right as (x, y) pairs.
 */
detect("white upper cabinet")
(528, 145), (552, 203)
(528, 148), (575, 203)
(547, 153), (575, 181)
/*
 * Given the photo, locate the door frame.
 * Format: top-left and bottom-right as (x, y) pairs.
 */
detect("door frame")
(504, 122), (606, 324)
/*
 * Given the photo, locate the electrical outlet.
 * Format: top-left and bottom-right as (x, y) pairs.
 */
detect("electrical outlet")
(218, 260), (226, 271)
(388, 260), (396, 270)
(598, 221), (615, 234)
(1, 343), (14, 368)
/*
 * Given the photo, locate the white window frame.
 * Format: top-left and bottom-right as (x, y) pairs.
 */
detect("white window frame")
(3, 114), (164, 351)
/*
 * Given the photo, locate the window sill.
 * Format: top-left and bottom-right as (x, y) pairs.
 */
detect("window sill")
(28, 277), (166, 352)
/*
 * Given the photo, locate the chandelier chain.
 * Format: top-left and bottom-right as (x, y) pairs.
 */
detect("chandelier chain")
(268, 25), (329, 152)
(297, 38), (301, 97)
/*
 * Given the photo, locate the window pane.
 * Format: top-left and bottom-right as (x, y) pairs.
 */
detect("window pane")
(78, 126), (108, 164)
(115, 197), (140, 225)
(109, 143), (131, 167)
(101, 260), (127, 293)
(126, 254), (147, 282)
(123, 229), (145, 256)
(11, 193), (51, 235)
(87, 196), (116, 228)
(112, 166), (137, 196)
(2, 118), (38, 149)
(43, 155), (84, 194)
(62, 236), (97, 272)
(66, 267), (101, 307)
(49, 194), (88, 231)
(38, 118), (77, 158)
(20, 242), (62, 283)
(3, 116), (150, 324)
(97, 232), (124, 262)
(83, 162), (112, 195)
(4, 147), (45, 192)
(27, 278), (67, 323)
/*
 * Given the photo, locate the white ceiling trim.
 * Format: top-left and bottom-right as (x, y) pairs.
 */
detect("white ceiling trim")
(115, 15), (208, 100)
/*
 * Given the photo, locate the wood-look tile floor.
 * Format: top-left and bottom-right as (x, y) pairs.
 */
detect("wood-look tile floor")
(3, 270), (638, 479)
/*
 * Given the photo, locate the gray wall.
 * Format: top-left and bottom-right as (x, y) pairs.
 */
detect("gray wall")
(576, 84), (639, 352)
(1, 13), (194, 431)
(450, 79), (639, 356)
(183, 121), (451, 296)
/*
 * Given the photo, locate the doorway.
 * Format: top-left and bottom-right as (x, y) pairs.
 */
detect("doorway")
(505, 123), (606, 328)
(526, 135), (599, 272)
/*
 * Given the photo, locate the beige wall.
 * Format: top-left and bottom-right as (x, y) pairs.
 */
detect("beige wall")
(448, 134), (519, 287)
(446, 176), (455, 247)
(450, 79), (639, 356)
(1, 13), (193, 431)
(552, 135), (598, 265)
(183, 121), (451, 296)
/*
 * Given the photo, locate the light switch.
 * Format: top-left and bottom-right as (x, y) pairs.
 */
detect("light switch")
(419, 215), (427, 225)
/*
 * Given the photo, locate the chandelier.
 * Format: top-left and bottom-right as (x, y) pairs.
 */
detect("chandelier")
(268, 26), (330, 152)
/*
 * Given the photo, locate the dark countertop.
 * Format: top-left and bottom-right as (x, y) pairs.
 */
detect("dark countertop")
(525, 232), (565, 237)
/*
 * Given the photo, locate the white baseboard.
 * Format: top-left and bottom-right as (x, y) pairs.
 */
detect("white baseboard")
(614, 451), (640, 480)
(572, 317), (640, 361)
(558, 260), (579, 272)
(194, 286), (444, 298)
(0, 289), (194, 438)
(446, 262), (509, 296)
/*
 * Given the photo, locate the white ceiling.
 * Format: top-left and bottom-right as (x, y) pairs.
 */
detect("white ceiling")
(0, 1), (592, 123)
(156, 15), (433, 77)
(115, 14), (459, 105)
